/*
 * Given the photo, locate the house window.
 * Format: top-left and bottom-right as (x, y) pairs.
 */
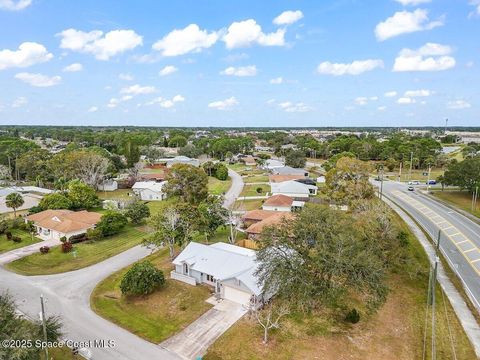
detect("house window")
(206, 274), (215, 282)
(183, 263), (189, 275)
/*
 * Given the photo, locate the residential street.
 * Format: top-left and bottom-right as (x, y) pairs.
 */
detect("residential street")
(380, 181), (480, 312)
(223, 168), (244, 209)
(0, 245), (182, 360)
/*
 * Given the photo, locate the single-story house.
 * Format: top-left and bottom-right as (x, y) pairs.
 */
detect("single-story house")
(263, 159), (285, 170)
(97, 179), (118, 192)
(132, 181), (167, 201)
(262, 194), (304, 212)
(26, 209), (102, 241)
(245, 212), (295, 239)
(156, 156), (200, 168)
(272, 166), (309, 177)
(242, 156), (256, 166)
(171, 242), (268, 306)
(0, 186), (53, 214)
(241, 209), (279, 227)
(270, 180), (317, 198)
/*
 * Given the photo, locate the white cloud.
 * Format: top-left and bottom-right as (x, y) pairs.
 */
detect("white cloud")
(404, 89), (432, 97)
(354, 97), (369, 106)
(370, 96), (379, 101)
(12, 96), (27, 108)
(273, 10), (304, 25)
(278, 101), (312, 113)
(384, 91), (398, 97)
(57, 28), (142, 60)
(15, 72), (61, 87)
(220, 65), (257, 77)
(378, 106), (387, 111)
(393, 43), (455, 72)
(87, 106), (98, 112)
(270, 77), (283, 84)
(469, 1), (480, 17)
(0, 0), (31, 11)
(121, 95), (133, 101)
(397, 97), (416, 104)
(120, 84), (156, 95)
(447, 100), (471, 109)
(62, 63), (83, 72)
(208, 96), (238, 110)
(0, 42), (53, 70)
(159, 65), (178, 76)
(172, 94), (185, 102)
(223, 19), (285, 49)
(395, 0), (431, 5)
(107, 98), (119, 108)
(119, 73), (134, 81)
(317, 59), (384, 76)
(375, 9), (444, 41)
(152, 24), (219, 56)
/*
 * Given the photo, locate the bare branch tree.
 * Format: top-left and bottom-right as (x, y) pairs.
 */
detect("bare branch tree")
(146, 207), (182, 259)
(248, 302), (290, 344)
(128, 161), (144, 182)
(76, 153), (109, 190)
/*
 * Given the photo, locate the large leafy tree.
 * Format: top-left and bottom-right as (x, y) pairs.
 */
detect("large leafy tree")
(96, 211), (128, 236)
(5, 193), (24, 217)
(67, 180), (99, 210)
(325, 156), (375, 205)
(124, 200), (150, 224)
(39, 193), (73, 210)
(284, 149), (306, 168)
(256, 203), (399, 312)
(164, 164), (208, 205)
(145, 205), (182, 258)
(442, 157), (480, 193)
(197, 196), (228, 242)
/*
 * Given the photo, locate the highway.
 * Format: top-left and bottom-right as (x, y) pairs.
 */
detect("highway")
(380, 180), (480, 311)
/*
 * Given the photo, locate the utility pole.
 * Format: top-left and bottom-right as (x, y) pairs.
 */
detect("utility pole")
(426, 165), (432, 192)
(40, 295), (49, 360)
(398, 162), (402, 182)
(408, 152), (414, 182)
(431, 257), (439, 360)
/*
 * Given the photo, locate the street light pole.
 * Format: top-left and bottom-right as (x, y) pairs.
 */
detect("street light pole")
(427, 165), (432, 192)
(40, 294), (49, 360)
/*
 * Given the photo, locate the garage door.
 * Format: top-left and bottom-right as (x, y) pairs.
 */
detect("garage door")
(223, 286), (251, 305)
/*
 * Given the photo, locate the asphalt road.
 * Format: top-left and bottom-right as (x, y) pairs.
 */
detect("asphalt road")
(223, 168), (244, 209)
(380, 180), (480, 311)
(0, 245), (182, 360)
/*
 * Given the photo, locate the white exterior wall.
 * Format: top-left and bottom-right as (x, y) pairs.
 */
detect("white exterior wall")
(271, 191), (309, 198)
(139, 188), (164, 201)
(98, 181), (118, 191)
(262, 205), (291, 212)
(35, 226), (91, 241)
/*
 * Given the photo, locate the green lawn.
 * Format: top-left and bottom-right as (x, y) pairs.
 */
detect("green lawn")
(0, 228), (42, 254)
(433, 190), (480, 218)
(91, 248), (213, 343)
(239, 184), (270, 197)
(6, 225), (146, 275)
(193, 226), (247, 244)
(382, 168), (444, 183)
(208, 176), (232, 195)
(234, 199), (264, 211)
(97, 189), (133, 200)
(243, 175), (269, 183)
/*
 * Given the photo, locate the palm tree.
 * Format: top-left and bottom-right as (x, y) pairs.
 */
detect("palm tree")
(5, 192), (24, 217)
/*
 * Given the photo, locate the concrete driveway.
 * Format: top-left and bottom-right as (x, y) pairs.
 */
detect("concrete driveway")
(160, 297), (247, 359)
(0, 238), (61, 265)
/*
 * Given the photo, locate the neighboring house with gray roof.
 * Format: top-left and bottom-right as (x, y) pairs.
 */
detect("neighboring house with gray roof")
(0, 186), (53, 214)
(171, 242), (269, 306)
(271, 166), (309, 177)
(270, 180), (317, 198)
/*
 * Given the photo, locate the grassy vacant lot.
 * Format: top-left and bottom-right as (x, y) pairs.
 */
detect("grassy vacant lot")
(97, 189), (133, 200)
(205, 215), (475, 360)
(433, 190), (480, 218)
(0, 228), (41, 254)
(234, 199), (264, 211)
(243, 175), (269, 183)
(240, 184), (270, 197)
(382, 168), (444, 183)
(91, 248), (213, 343)
(6, 225), (146, 275)
(208, 176), (232, 195)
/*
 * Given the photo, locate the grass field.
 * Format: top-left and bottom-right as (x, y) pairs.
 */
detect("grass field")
(97, 189), (133, 200)
(90, 247), (213, 343)
(240, 184), (270, 197)
(234, 199), (264, 211)
(208, 176), (232, 195)
(6, 225), (146, 275)
(41, 346), (83, 360)
(243, 175), (269, 183)
(205, 213), (475, 360)
(433, 190), (480, 218)
(0, 228), (41, 254)
(193, 226), (247, 244)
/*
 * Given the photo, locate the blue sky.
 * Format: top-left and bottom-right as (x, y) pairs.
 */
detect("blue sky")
(0, 0), (479, 127)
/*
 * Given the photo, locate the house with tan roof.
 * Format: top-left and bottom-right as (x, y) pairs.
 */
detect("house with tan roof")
(245, 212), (295, 240)
(241, 209), (278, 227)
(261, 194), (305, 212)
(26, 209), (102, 241)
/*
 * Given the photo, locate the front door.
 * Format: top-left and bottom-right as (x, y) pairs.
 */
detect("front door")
(183, 263), (189, 275)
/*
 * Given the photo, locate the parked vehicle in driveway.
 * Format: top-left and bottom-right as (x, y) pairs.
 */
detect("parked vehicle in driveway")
(408, 186), (415, 191)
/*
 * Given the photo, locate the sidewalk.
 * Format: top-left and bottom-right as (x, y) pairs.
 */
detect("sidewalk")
(0, 239), (61, 265)
(383, 196), (480, 358)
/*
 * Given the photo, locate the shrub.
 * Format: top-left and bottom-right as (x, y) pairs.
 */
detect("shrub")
(61, 242), (73, 253)
(70, 232), (89, 243)
(86, 228), (102, 241)
(60, 236), (67, 243)
(96, 211), (128, 237)
(345, 308), (360, 324)
(12, 236), (22, 243)
(124, 201), (150, 224)
(5, 231), (12, 240)
(39, 246), (50, 254)
(397, 231), (409, 247)
(120, 261), (165, 296)
(256, 187), (263, 194)
(214, 163), (229, 181)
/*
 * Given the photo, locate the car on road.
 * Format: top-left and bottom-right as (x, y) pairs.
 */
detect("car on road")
(408, 180), (420, 185)
(407, 186), (415, 191)
(426, 180), (437, 185)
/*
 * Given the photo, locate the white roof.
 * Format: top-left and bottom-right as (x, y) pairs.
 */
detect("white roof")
(271, 180), (313, 195)
(132, 181), (166, 192)
(0, 186), (53, 197)
(272, 166), (307, 176)
(265, 159), (285, 168)
(173, 242), (262, 295)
